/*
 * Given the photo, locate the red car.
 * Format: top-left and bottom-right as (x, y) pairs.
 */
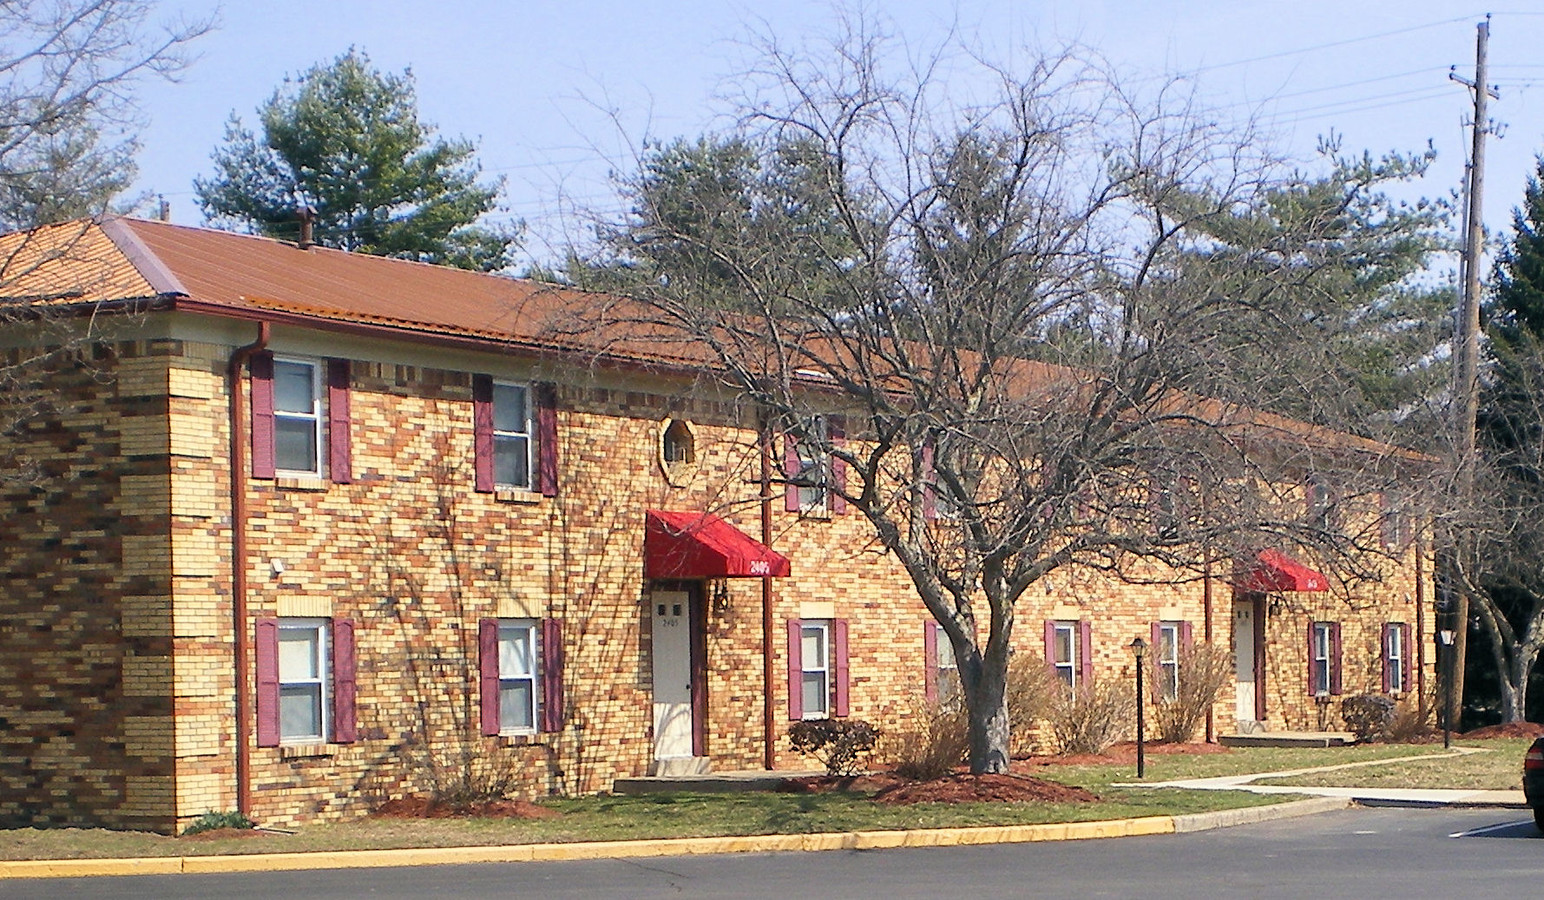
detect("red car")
(1525, 737), (1544, 830)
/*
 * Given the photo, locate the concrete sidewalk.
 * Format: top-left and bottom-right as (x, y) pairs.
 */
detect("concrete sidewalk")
(1124, 746), (1528, 808)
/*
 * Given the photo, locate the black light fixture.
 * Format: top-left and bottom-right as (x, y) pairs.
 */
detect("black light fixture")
(1130, 636), (1148, 779)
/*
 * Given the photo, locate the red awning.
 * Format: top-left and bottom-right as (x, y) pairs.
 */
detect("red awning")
(644, 510), (791, 579)
(1234, 549), (1329, 593)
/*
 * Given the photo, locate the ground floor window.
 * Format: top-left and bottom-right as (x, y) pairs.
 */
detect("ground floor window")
(498, 619), (539, 734)
(1046, 620), (1092, 691)
(1155, 621), (1181, 700)
(1383, 622), (1411, 694)
(1309, 621), (1342, 696)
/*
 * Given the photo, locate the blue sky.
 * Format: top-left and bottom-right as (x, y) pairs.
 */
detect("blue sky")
(132, 2), (1544, 270)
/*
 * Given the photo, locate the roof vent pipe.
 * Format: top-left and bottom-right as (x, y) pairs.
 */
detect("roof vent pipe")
(297, 205), (317, 250)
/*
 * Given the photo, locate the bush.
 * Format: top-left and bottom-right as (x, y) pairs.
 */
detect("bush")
(1384, 693), (1435, 742)
(1048, 678), (1134, 755)
(887, 698), (968, 781)
(182, 809), (255, 836)
(788, 718), (880, 776)
(1151, 642), (1234, 743)
(1006, 652), (1058, 757)
(1341, 694), (1398, 741)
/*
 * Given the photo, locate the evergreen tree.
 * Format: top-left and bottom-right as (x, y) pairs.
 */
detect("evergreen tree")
(195, 50), (514, 272)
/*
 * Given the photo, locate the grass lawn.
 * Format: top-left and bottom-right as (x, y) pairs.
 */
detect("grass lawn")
(0, 741), (1495, 862)
(1253, 739), (1527, 791)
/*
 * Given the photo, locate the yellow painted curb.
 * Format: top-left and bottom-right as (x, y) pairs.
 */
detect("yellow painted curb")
(0, 815), (1182, 879)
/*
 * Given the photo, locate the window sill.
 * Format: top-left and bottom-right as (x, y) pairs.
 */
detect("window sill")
(278, 743), (333, 759)
(495, 489), (542, 505)
(275, 475), (328, 492)
(497, 732), (543, 745)
(798, 507), (832, 521)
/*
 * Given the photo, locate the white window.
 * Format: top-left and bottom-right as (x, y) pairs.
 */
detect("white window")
(1156, 622), (1180, 701)
(1386, 623), (1406, 694)
(1312, 622), (1333, 696)
(794, 417), (830, 513)
(800, 620), (831, 718)
(935, 626), (960, 704)
(1052, 621), (1078, 689)
(274, 358), (323, 476)
(279, 618), (329, 743)
(498, 620), (539, 733)
(493, 382), (533, 489)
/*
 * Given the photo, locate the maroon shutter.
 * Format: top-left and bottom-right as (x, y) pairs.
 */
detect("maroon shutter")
(1307, 621), (1317, 695)
(787, 619), (803, 720)
(784, 434), (801, 512)
(1400, 623), (1413, 692)
(250, 352), (276, 480)
(1180, 621), (1194, 651)
(1151, 621), (1162, 658)
(540, 618), (565, 733)
(924, 622), (939, 703)
(331, 618), (357, 743)
(536, 383), (559, 497)
(829, 416), (848, 515)
(1330, 622), (1343, 695)
(472, 375), (494, 493)
(327, 359), (352, 484)
(1044, 620), (1057, 674)
(1078, 620), (1094, 687)
(921, 440), (937, 520)
(1381, 624), (1393, 693)
(479, 618), (500, 736)
(255, 618), (280, 747)
(833, 619), (850, 717)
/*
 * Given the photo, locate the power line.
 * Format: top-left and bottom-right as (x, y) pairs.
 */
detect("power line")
(1184, 14), (1481, 75)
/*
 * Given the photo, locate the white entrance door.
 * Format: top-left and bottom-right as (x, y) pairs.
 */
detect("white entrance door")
(651, 591), (694, 760)
(1234, 603), (1256, 728)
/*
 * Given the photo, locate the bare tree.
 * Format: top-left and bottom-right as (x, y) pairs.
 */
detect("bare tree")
(580, 19), (1432, 772)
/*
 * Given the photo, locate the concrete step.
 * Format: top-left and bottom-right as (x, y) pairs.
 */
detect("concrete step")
(1219, 731), (1357, 748)
(614, 769), (824, 795)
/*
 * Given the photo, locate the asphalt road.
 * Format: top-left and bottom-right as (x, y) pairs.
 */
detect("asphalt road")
(7, 807), (1542, 899)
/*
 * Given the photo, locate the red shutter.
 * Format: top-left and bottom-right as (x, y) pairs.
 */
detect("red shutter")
(1400, 623), (1413, 692)
(250, 352), (276, 480)
(829, 416), (848, 515)
(473, 375), (494, 493)
(921, 440), (937, 520)
(924, 622), (939, 703)
(540, 618), (565, 733)
(1079, 620), (1094, 687)
(536, 383), (559, 497)
(787, 619), (803, 720)
(1150, 621), (1162, 658)
(833, 619), (850, 718)
(784, 434), (801, 512)
(255, 618), (280, 747)
(1180, 621), (1194, 651)
(1381, 624), (1393, 694)
(479, 618), (500, 736)
(331, 618), (357, 743)
(1330, 622), (1343, 695)
(1044, 620), (1056, 674)
(327, 359), (352, 484)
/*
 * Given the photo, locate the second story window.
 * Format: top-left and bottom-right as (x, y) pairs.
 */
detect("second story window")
(274, 358), (323, 476)
(493, 382), (532, 489)
(787, 416), (830, 514)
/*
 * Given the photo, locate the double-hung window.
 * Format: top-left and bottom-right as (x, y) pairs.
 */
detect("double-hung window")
(800, 621), (831, 718)
(497, 620), (539, 734)
(1155, 622), (1181, 701)
(278, 618), (330, 743)
(493, 382), (533, 490)
(1310, 621), (1341, 696)
(1051, 621), (1078, 689)
(1384, 622), (1410, 694)
(787, 417), (830, 514)
(273, 358), (323, 476)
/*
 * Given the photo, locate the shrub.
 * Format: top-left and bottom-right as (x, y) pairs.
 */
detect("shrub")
(1151, 642), (1234, 743)
(1006, 652), (1058, 757)
(886, 698), (968, 781)
(1384, 693), (1435, 742)
(788, 718), (880, 776)
(1341, 694), (1398, 742)
(1048, 678), (1134, 755)
(182, 809), (255, 836)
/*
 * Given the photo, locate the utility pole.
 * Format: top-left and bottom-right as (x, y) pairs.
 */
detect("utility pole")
(1446, 15), (1498, 725)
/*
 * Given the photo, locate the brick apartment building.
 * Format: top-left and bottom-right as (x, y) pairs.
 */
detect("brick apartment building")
(0, 218), (1433, 832)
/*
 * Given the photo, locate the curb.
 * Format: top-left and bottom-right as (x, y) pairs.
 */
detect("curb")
(0, 798), (1352, 880)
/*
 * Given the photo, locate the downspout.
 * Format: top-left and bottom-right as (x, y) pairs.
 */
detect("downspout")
(228, 322), (270, 817)
(1416, 534), (1427, 718)
(1202, 557), (1214, 743)
(760, 412), (776, 770)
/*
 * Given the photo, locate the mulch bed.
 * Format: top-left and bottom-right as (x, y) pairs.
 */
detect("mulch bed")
(374, 796), (562, 819)
(1461, 721), (1544, 740)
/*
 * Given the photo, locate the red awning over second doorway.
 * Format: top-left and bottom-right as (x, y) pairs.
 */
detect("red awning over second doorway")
(1234, 549), (1329, 593)
(644, 510), (791, 579)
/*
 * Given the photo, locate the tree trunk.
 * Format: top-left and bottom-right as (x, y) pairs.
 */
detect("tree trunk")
(962, 650), (1011, 773)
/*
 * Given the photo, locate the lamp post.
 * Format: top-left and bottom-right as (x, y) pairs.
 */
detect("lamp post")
(1439, 629), (1455, 750)
(1130, 637), (1148, 779)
